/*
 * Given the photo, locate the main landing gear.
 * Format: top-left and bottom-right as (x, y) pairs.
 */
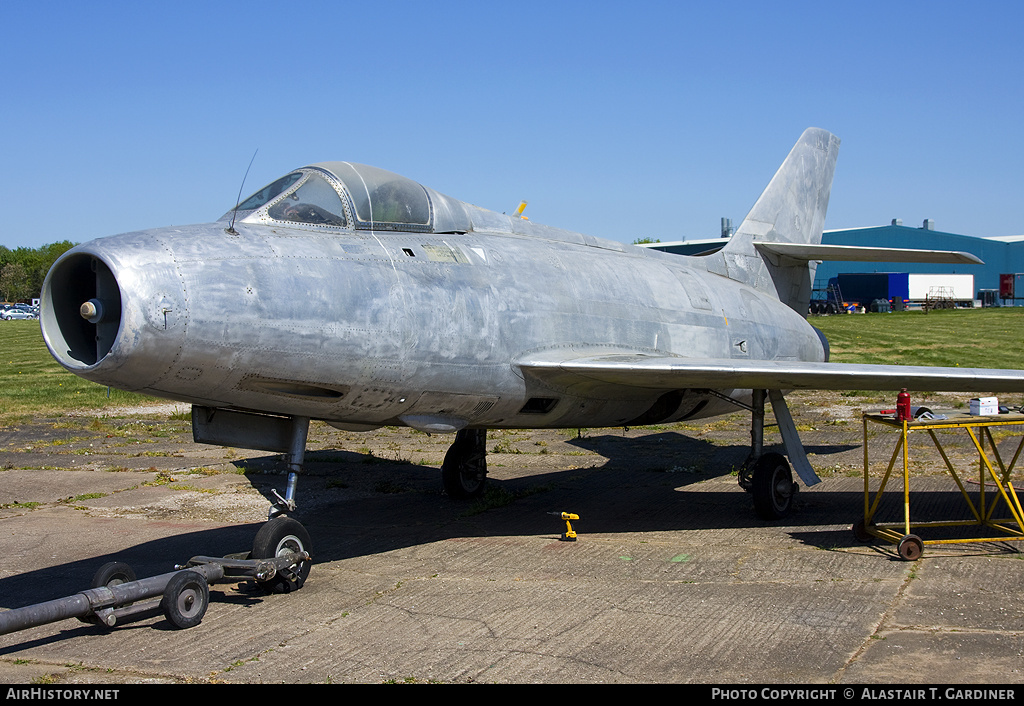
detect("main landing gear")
(442, 428), (488, 498)
(734, 389), (803, 520)
(436, 389), (816, 522)
(745, 452), (797, 520)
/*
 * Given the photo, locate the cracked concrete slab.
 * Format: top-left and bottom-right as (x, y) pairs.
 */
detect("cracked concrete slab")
(1, 393), (1022, 684)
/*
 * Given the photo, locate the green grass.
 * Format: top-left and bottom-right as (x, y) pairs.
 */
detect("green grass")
(811, 308), (1024, 369)
(0, 321), (157, 423)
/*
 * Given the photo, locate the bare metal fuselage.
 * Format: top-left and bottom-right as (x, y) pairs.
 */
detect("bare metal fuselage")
(41, 220), (823, 432)
(38, 129), (1024, 523)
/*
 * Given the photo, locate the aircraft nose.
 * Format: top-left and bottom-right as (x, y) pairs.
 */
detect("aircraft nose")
(40, 237), (187, 388)
(41, 253), (123, 368)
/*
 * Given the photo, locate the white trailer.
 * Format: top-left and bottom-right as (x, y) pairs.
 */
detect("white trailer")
(907, 273), (975, 302)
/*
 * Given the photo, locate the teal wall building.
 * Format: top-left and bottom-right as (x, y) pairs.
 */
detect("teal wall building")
(645, 220), (1024, 303)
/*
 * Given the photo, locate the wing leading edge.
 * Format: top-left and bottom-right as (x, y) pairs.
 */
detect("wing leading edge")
(519, 353), (1024, 394)
(752, 242), (983, 266)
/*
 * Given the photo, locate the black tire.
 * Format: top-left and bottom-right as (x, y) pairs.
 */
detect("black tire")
(751, 453), (797, 520)
(252, 516), (312, 593)
(91, 561), (136, 589)
(897, 534), (924, 561)
(160, 570), (209, 629)
(441, 429), (487, 499)
(79, 561), (138, 625)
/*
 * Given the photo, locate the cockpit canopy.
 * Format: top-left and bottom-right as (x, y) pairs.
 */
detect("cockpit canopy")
(232, 162), (470, 233)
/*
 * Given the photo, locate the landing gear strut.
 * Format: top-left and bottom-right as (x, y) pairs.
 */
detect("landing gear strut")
(269, 416), (309, 519)
(442, 428), (488, 498)
(190, 407), (314, 590)
(737, 389), (799, 520)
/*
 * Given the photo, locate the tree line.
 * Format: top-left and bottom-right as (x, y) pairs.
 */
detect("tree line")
(0, 241), (77, 303)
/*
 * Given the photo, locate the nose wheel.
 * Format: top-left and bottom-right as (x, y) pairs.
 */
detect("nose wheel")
(251, 516), (312, 593)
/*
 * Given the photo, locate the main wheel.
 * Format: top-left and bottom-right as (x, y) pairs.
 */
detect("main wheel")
(441, 429), (487, 499)
(751, 453), (797, 520)
(160, 570), (209, 629)
(252, 516), (312, 593)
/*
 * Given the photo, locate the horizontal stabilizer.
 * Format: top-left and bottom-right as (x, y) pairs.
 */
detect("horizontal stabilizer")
(753, 242), (983, 265)
(521, 353), (1024, 394)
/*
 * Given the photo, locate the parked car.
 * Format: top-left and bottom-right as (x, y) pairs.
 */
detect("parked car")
(2, 309), (35, 320)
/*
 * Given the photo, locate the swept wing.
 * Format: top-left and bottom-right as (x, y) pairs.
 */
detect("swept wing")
(520, 353), (1024, 394)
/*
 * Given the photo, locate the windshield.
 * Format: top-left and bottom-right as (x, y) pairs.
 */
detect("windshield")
(266, 174), (348, 227)
(235, 172), (303, 211)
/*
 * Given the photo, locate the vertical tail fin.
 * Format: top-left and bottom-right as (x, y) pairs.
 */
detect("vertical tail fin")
(710, 128), (840, 313)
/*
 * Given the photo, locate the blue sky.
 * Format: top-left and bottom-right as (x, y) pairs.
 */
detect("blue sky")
(2, 1), (1022, 249)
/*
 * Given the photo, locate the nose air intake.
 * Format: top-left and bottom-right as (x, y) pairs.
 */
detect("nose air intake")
(41, 253), (122, 367)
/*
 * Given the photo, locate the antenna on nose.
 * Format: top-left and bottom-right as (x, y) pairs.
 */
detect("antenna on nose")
(226, 149), (259, 235)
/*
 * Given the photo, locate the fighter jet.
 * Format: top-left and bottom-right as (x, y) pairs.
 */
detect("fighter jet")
(39, 128), (1024, 586)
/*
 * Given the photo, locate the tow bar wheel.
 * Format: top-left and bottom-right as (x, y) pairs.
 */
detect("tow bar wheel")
(78, 561), (139, 626)
(91, 561), (137, 589)
(161, 570), (210, 629)
(252, 516), (312, 593)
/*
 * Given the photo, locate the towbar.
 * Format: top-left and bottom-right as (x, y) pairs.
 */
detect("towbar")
(0, 551), (309, 636)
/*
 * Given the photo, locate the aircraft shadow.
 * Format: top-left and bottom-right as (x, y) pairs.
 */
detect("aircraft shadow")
(565, 430), (860, 470)
(0, 432), (984, 644)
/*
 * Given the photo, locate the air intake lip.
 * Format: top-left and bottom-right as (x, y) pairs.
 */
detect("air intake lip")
(41, 252), (123, 368)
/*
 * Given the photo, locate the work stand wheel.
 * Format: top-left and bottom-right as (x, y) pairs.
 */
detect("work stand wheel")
(252, 516), (312, 594)
(441, 429), (488, 499)
(852, 519), (873, 543)
(160, 570), (209, 629)
(751, 452), (797, 520)
(897, 534), (924, 561)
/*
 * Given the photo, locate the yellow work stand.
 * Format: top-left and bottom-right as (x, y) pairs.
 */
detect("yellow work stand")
(858, 411), (1024, 560)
